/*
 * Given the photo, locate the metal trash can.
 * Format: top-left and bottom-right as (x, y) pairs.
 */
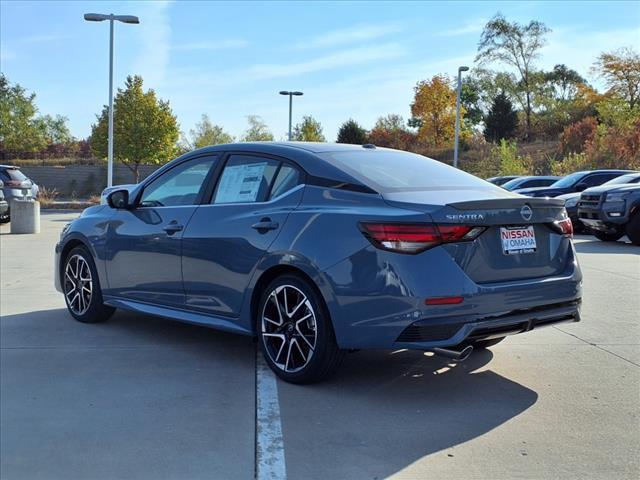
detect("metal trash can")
(10, 192), (40, 234)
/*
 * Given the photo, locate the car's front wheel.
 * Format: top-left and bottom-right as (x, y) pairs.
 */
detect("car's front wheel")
(63, 246), (115, 323)
(258, 274), (344, 384)
(626, 212), (640, 246)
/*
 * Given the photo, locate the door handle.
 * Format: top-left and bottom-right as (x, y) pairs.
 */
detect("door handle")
(163, 222), (183, 235)
(252, 218), (279, 231)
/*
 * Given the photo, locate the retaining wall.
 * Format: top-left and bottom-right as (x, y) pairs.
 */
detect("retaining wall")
(19, 164), (161, 197)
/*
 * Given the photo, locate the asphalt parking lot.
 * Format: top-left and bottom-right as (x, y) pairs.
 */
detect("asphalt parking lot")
(1, 211), (639, 480)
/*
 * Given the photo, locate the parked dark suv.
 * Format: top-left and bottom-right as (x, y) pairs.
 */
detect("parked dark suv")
(517, 170), (633, 197)
(578, 183), (640, 244)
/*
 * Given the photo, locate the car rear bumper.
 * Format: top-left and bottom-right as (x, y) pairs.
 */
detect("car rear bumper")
(323, 242), (582, 350)
(394, 299), (580, 349)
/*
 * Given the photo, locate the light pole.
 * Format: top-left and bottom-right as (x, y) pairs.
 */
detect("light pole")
(84, 13), (140, 187)
(453, 66), (469, 169)
(279, 91), (303, 141)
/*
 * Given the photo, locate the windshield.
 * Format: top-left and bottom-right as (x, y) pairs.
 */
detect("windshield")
(501, 177), (527, 190)
(603, 173), (640, 185)
(0, 168), (28, 182)
(550, 172), (586, 188)
(320, 150), (497, 192)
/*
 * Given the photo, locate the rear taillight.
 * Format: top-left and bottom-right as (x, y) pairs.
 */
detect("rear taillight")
(552, 217), (573, 237)
(359, 223), (485, 254)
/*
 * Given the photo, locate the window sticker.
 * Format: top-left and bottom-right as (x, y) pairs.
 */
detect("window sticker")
(216, 162), (267, 203)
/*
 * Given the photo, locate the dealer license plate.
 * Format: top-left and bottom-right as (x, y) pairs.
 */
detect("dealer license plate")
(500, 226), (537, 255)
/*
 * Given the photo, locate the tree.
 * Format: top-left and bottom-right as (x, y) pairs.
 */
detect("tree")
(337, 119), (368, 144)
(460, 77), (484, 126)
(410, 75), (459, 148)
(189, 114), (234, 148)
(90, 75), (179, 182)
(368, 114), (416, 150)
(42, 114), (73, 145)
(241, 115), (274, 142)
(484, 92), (519, 142)
(476, 13), (551, 138)
(0, 74), (47, 155)
(544, 64), (585, 101)
(292, 116), (326, 142)
(592, 47), (640, 109)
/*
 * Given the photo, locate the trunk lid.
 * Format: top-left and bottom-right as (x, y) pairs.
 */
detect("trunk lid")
(383, 190), (571, 283)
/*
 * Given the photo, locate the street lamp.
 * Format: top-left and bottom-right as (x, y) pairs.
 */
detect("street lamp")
(279, 91), (303, 141)
(84, 13), (140, 187)
(453, 66), (469, 169)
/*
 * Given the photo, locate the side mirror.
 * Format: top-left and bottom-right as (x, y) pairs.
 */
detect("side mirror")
(107, 189), (130, 209)
(575, 182), (588, 192)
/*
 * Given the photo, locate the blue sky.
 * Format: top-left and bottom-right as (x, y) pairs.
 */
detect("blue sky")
(1, 1), (639, 142)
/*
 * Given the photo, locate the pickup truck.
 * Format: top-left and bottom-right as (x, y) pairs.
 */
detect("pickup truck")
(577, 183), (640, 245)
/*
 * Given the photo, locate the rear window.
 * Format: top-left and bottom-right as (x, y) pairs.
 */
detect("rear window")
(319, 150), (495, 192)
(0, 168), (28, 182)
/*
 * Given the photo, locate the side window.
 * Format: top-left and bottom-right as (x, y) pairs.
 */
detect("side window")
(583, 174), (611, 187)
(140, 156), (217, 207)
(213, 155), (278, 204)
(269, 164), (301, 200)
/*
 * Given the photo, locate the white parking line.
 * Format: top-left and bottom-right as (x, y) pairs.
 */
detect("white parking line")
(256, 350), (287, 480)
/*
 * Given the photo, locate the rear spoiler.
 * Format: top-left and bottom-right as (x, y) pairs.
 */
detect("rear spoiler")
(448, 197), (565, 210)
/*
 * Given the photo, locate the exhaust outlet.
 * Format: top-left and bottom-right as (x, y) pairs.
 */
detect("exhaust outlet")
(430, 345), (473, 362)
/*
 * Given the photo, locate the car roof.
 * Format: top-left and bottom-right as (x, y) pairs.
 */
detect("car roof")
(190, 142), (373, 155)
(0, 165), (21, 169)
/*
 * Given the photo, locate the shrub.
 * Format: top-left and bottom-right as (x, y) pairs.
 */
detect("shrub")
(559, 116), (597, 155)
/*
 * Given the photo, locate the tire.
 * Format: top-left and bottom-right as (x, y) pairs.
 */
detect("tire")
(594, 230), (624, 242)
(470, 337), (505, 349)
(62, 246), (115, 323)
(258, 274), (345, 384)
(626, 212), (640, 246)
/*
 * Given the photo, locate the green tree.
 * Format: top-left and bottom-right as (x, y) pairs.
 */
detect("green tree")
(484, 92), (519, 142)
(460, 76), (484, 126)
(90, 75), (179, 182)
(0, 74), (47, 155)
(189, 114), (234, 148)
(476, 13), (551, 138)
(241, 115), (274, 141)
(292, 116), (326, 142)
(337, 119), (368, 144)
(592, 47), (640, 109)
(543, 64), (585, 101)
(42, 114), (73, 145)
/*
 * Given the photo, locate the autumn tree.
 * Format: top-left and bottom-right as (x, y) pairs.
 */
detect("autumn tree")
(592, 47), (640, 109)
(543, 64), (585, 101)
(189, 114), (234, 148)
(90, 75), (179, 182)
(476, 14), (551, 138)
(410, 75), (459, 148)
(368, 114), (416, 150)
(241, 115), (274, 141)
(484, 92), (518, 142)
(292, 116), (326, 142)
(337, 119), (368, 144)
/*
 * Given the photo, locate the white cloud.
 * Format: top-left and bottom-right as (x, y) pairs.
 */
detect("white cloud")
(21, 33), (68, 44)
(249, 43), (406, 79)
(296, 23), (403, 49)
(435, 18), (487, 37)
(132, 1), (172, 88)
(172, 39), (249, 51)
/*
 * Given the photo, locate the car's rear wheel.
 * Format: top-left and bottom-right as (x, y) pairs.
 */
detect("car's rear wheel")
(63, 246), (115, 323)
(626, 212), (640, 246)
(594, 230), (624, 242)
(258, 274), (344, 384)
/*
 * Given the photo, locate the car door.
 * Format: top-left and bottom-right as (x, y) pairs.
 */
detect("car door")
(104, 155), (218, 307)
(181, 153), (304, 317)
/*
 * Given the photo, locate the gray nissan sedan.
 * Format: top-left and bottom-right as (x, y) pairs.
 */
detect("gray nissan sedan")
(55, 143), (582, 383)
